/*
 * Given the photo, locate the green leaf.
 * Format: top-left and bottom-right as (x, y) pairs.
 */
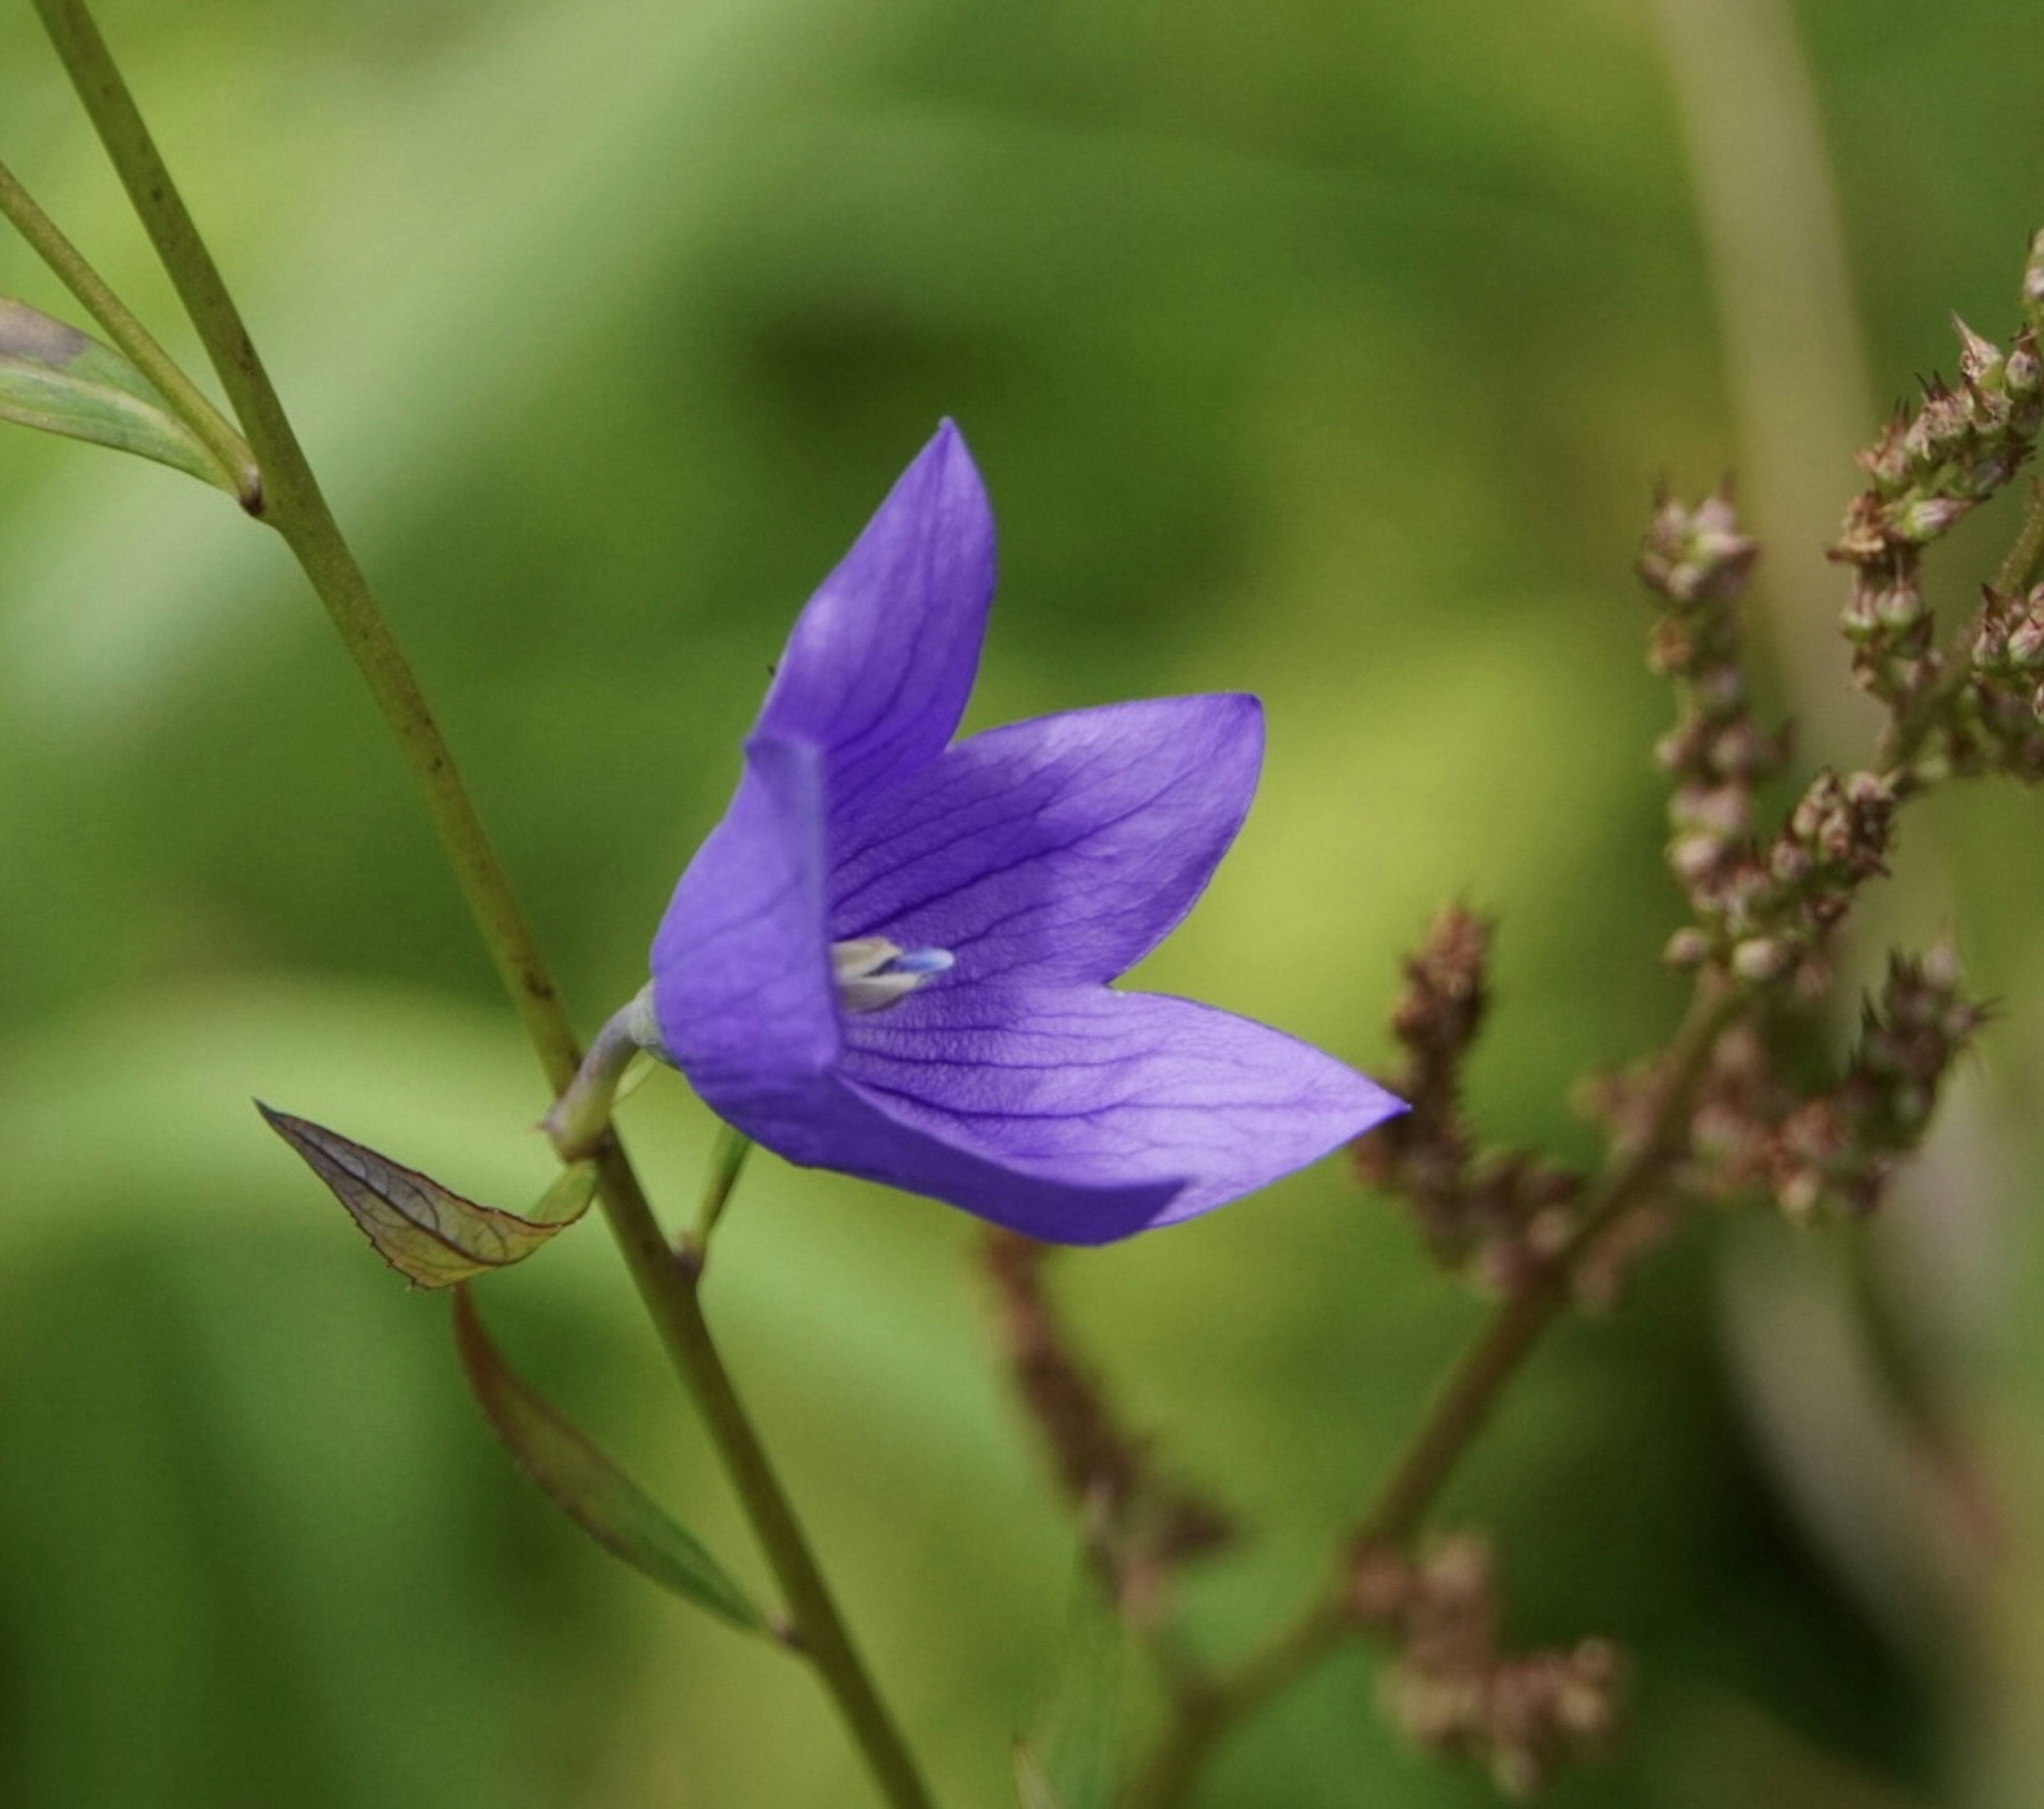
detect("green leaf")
(1012, 1739), (1070, 1809)
(450, 1286), (770, 1635)
(1032, 1568), (1129, 1809)
(0, 295), (235, 490)
(257, 1103), (594, 1288)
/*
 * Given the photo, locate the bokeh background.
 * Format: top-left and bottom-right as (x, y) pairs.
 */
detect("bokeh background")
(2, 1), (2043, 1804)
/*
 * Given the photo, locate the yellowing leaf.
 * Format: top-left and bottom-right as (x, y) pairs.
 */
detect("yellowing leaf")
(0, 296), (236, 491)
(258, 1103), (594, 1287)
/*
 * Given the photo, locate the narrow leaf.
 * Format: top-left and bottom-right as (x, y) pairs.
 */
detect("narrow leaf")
(258, 1103), (594, 1287)
(451, 1286), (769, 1634)
(1013, 1740), (1070, 1809)
(0, 295), (234, 490)
(1035, 1567), (1129, 1809)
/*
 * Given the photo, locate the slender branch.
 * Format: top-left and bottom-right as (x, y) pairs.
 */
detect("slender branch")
(687, 1124), (754, 1269)
(0, 156), (254, 500)
(1877, 488), (2044, 777)
(32, 7), (935, 1804)
(1119, 981), (1740, 1809)
(1360, 981), (1737, 1545)
(1993, 478), (2044, 596)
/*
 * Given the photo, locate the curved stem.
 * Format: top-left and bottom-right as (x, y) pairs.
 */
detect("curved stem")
(32, 6), (935, 1804)
(1120, 981), (1740, 1808)
(0, 156), (255, 500)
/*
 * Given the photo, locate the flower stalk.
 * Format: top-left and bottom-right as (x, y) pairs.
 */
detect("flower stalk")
(542, 987), (661, 1162)
(28, 6), (934, 1804)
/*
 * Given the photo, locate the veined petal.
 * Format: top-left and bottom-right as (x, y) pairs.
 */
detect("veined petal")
(838, 983), (1405, 1237)
(827, 695), (1263, 986)
(756, 422), (994, 821)
(650, 733), (839, 1105)
(703, 1068), (1183, 1246)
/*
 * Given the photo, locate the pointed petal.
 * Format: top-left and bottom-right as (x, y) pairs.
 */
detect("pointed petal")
(649, 730), (1183, 1241)
(826, 695), (1263, 986)
(704, 1067), (1183, 1245)
(838, 983), (1405, 1237)
(756, 422), (994, 819)
(649, 732), (839, 1105)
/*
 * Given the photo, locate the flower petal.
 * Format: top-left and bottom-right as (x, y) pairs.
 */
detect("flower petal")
(837, 982), (1405, 1239)
(756, 421), (994, 821)
(826, 695), (1263, 986)
(646, 733), (1170, 1241)
(649, 732), (839, 1106)
(703, 1068), (1183, 1246)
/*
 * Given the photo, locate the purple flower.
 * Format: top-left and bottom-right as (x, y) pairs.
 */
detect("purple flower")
(647, 424), (1402, 1243)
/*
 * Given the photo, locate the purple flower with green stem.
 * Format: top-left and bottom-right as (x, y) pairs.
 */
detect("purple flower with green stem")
(549, 424), (1401, 1242)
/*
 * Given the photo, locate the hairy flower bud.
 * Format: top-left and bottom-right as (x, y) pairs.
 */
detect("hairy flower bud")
(1668, 830), (1729, 886)
(1730, 937), (1794, 985)
(1873, 577), (1927, 631)
(1671, 783), (1748, 838)
(1854, 417), (1912, 495)
(2006, 329), (2042, 400)
(1954, 316), (2006, 388)
(2007, 610), (2044, 670)
(1691, 665), (1746, 718)
(2024, 228), (2044, 332)
(1662, 927), (1711, 969)
(1892, 494), (1971, 543)
(1638, 491), (1757, 606)
(1839, 582), (1884, 645)
(1768, 839), (1814, 888)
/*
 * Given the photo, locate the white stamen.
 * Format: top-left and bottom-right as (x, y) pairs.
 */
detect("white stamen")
(833, 937), (954, 1014)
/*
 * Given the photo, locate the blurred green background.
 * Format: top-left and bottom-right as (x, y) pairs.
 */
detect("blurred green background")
(3, 1), (2043, 1804)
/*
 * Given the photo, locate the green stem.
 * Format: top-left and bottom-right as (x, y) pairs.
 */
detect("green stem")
(1993, 478), (2044, 596)
(34, 6), (935, 1804)
(688, 1124), (754, 1269)
(1882, 484), (2044, 776)
(0, 155), (255, 500)
(589, 1140), (935, 1809)
(1119, 981), (1741, 1809)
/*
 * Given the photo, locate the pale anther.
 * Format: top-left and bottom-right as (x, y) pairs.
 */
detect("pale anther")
(833, 937), (955, 1014)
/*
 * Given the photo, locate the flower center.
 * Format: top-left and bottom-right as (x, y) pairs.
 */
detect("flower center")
(831, 937), (954, 1014)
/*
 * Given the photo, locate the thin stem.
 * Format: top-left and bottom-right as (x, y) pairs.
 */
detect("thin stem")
(590, 1139), (935, 1809)
(1993, 478), (2044, 596)
(1360, 981), (1738, 1546)
(33, 7), (935, 1804)
(1119, 981), (1740, 1809)
(0, 156), (255, 500)
(688, 1124), (754, 1268)
(1882, 485), (2044, 776)
(32, 0), (576, 1081)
